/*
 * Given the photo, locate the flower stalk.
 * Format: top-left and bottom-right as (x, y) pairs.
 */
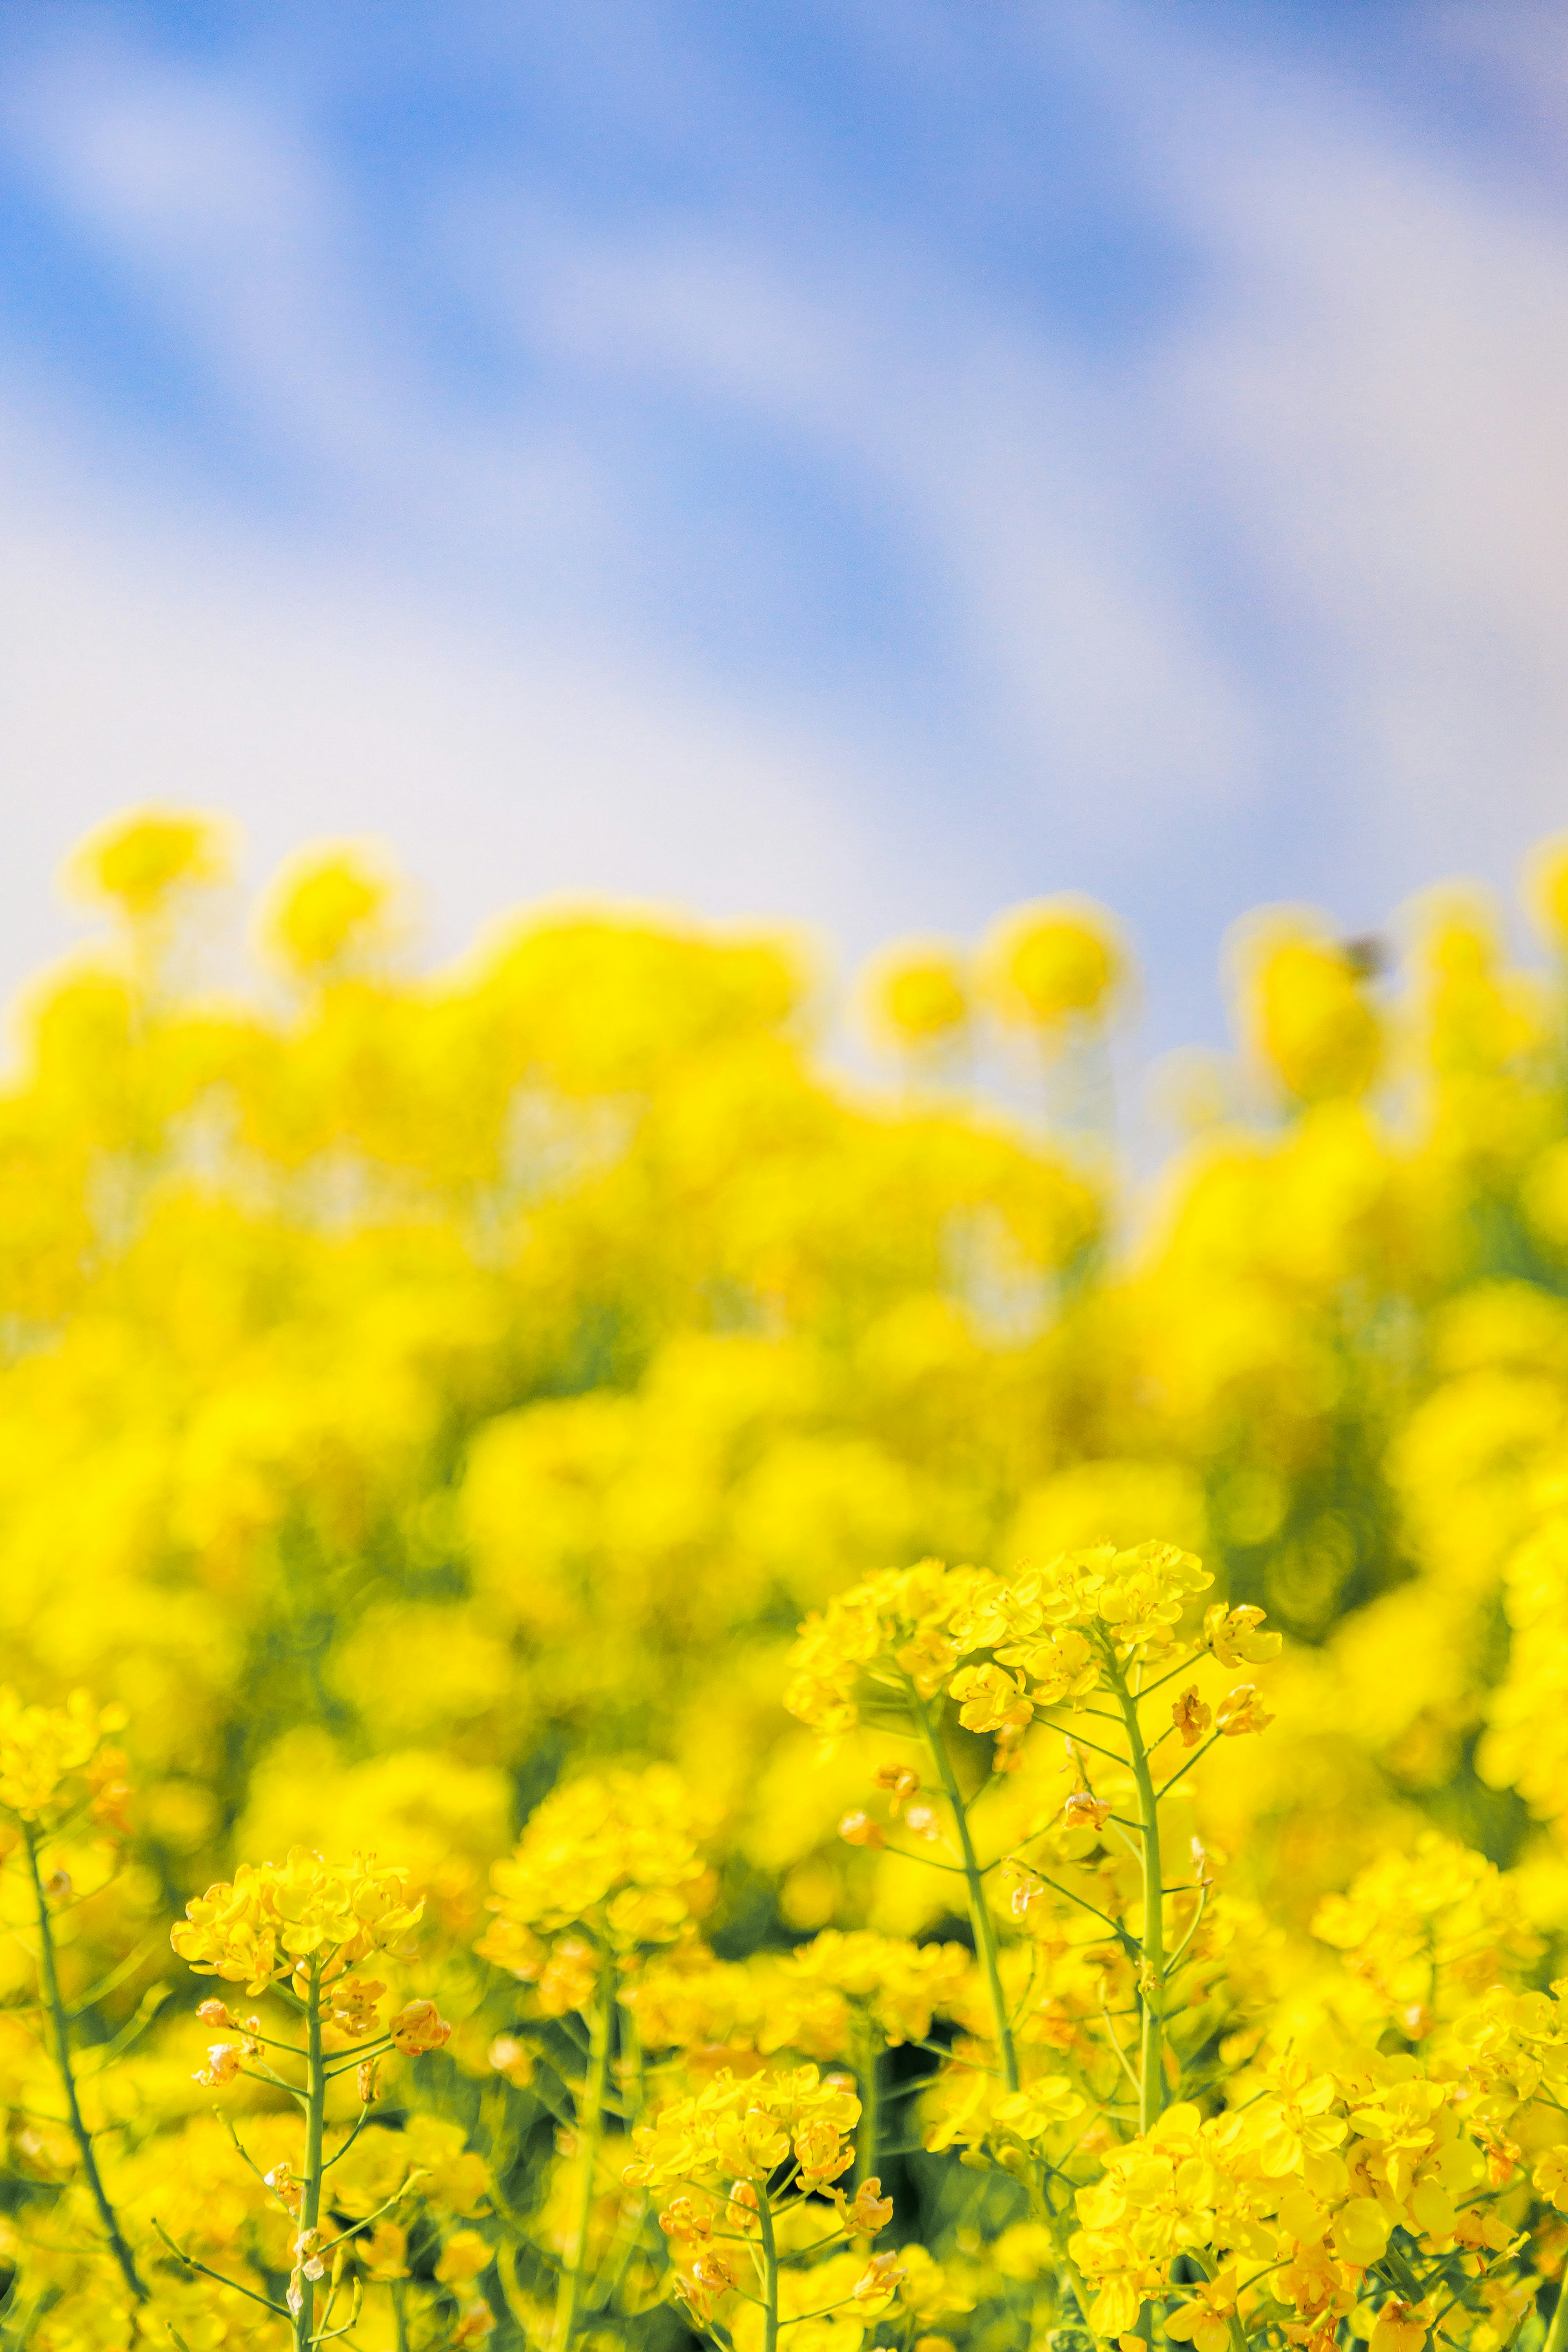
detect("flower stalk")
(756, 2173), (781, 2352)
(22, 1823), (147, 2305)
(557, 1953), (615, 2351)
(1105, 1653), (1167, 2132)
(295, 1956), (326, 2352)
(913, 1687), (1019, 2092)
(853, 2014), (882, 2189)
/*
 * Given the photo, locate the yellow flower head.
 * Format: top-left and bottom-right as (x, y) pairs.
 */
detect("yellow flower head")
(1202, 1604), (1283, 1670)
(0, 1688), (129, 1828)
(955, 1543), (1214, 1673)
(1368, 2302), (1428, 2352)
(788, 1544), (1218, 1742)
(63, 806), (232, 919)
(1525, 833), (1568, 954)
(171, 1849), (426, 1996)
(258, 844), (400, 976)
(780, 1929), (971, 2048)
(784, 1559), (994, 1732)
(861, 940), (970, 1052)
(980, 898), (1125, 1032)
(623, 2065), (860, 2194)
(1240, 924), (1383, 1104)
(476, 1764), (710, 1954)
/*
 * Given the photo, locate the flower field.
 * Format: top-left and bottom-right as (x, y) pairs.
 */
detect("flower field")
(6, 809), (1568, 2352)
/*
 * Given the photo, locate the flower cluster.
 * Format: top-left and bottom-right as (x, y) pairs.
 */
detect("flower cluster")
(1070, 2058), (1506, 2343)
(171, 1848), (426, 1994)
(475, 1764), (712, 1980)
(786, 1547), (1277, 1770)
(0, 1688), (129, 1827)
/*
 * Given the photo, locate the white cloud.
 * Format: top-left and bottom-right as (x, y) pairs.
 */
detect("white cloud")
(481, 214), (1263, 819)
(1121, 9), (1568, 892)
(0, 408), (891, 1004)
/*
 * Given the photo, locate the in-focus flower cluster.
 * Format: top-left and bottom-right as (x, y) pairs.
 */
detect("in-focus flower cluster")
(624, 2062), (861, 2192)
(1071, 2057), (1510, 2343)
(786, 1547), (1277, 1770)
(171, 1848), (426, 1995)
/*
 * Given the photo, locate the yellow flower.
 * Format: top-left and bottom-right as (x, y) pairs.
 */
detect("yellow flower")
(992, 2078), (1085, 2140)
(389, 1998), (452, 2054)
(1202, 1604), (1283, 1668)
(853, 2252), (906, 2302)
(1166, 2266), (1241, 2352)
(259, 843), (400, 976)
(841, 2177), (894, 2234)
(359, 2221), (409, 2280)
(1333, 2198), (1391, 2265)
(1172, 1685), (1212, 1748)
(861, 941), (970, 1050)
(171, 1849), (425, 1995)
(64, 805), (231, 917)
(623, 2066), (859, 2193)
(434, 2228), (492, 2287)
(785, 1559), (987, 1731)
(477, 1765), (709, 1952)
(1531, 2145), (1568, 2209)
(1368, 2302), (1428, 2352)
(1241, 926), (1383, 1103)
(948, 1663), (1033, 1735)
(0, 1688), (128, 1826)
(1215, 1684), (1273, 1738)
(192, 2042), (243, 2089)
(980, 898), (1124, 1030)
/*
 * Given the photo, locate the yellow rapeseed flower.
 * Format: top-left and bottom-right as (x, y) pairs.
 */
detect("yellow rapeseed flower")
(171, 1849), (425, 1995)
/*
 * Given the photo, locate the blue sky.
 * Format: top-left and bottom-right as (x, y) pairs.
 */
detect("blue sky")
(3, 0), (1567, 1059)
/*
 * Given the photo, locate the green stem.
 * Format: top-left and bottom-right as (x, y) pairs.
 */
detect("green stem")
(757, 2179), (780, 2352)
(22, 1824), (147, 2304)
(556, 1958), (614, 2351)
(1544, 2278), (1568, 2352)
(853, 2016), (882, 2188)
(912, 1689), (1019, 2091)
(1106, 1658), (1165, 2133)
(296, 1958), (325, 2352)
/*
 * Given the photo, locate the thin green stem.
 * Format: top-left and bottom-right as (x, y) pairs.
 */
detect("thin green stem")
(320, 2100), (376, 2172)
(1156, 1728), (1225, 1801)
(22, 1824), (147, 2304)
(296, 1958), (325, 2352)
(1165, 1885), (1209, 1978)
(757, 2182), (780, 2352)
(1105, 1656), (1165, 2132)
(912, 1686), (1019, 2091)
(152, 2218), (291, 2319)
(853, 2016), (882, 2188)
(1058, 1728), (1134, 1769)
(556, 1958), (615, 2351)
